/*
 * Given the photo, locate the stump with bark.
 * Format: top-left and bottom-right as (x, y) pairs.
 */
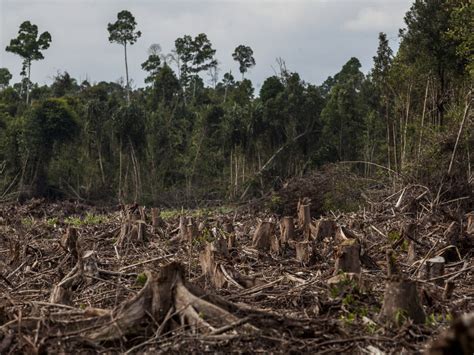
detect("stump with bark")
(334, 239), (361, 275)
(420, 256), (445, 286)
(280, 216), (295, 244)
(313, 219), (338, 241)
(297, 198), (311, 240)
(252, 221), (279, 254)
(294, 241), (318, 266)
(378, 277), (425, 325)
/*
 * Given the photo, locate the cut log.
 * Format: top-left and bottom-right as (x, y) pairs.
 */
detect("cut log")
(420, 256), (445, 286)
(280, 216), (295, 244)
(334, 239), (361, 275)
(378, 277), (425, 325)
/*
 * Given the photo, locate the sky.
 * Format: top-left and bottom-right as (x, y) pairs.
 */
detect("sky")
(0, 0), (413, 91)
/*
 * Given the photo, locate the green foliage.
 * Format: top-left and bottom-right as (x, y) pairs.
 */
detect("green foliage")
(5, 21), (52, 75)
(0, 68), (12, 88)
(136, 273), (148, 286)
(64, 213), (108, 226)
(107, 10), (141, 46)
(232, 45), (256, 78)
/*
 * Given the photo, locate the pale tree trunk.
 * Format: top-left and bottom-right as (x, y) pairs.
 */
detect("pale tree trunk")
(124, 43), (130, 103)
(26, 60), (31, 105)
(417, 78), (430, 170)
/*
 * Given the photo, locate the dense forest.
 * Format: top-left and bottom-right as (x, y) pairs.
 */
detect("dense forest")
(0, 0), (472, 206)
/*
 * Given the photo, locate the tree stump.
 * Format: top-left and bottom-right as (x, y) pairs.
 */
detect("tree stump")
(407, 240), (417, 264)
(252, 221), (276, 253)
(297, 198), (311, 240)
(313, 220), (338, 241)
(179, 216), (187, 241)
(186, 218), (198, 244)
(420, 256), (445, 286)
(334, 239), (361, 275)
(466, 212), (474, 235)
(280, 217), (295, 244)
(378, 277), (425, 325)
(295, 241), (317, 266)
(151, 208), (164, 234)
(443, 280), (455, 300)
(60, 227), (79, 261)
(386, 248), (398, 277)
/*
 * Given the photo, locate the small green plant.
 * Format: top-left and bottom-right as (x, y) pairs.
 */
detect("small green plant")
(136, 273), (148, 286)
(46, 217), (59, 227)
(21, 216), (35, 227)
(387, 230), (400, 243)
(64, 213), (108, 226)
(395, 309), (408, 326)
(340, 312), (356, 325)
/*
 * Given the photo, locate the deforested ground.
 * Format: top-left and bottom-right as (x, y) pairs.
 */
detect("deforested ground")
(0, 183), (473, 354)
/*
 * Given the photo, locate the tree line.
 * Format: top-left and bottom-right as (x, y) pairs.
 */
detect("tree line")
(0, 1), (472, 206)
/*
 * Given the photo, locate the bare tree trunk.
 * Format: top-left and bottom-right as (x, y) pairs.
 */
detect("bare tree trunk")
(448, 91), (472, 175)
(417, 78), (430, 170)
(124, 43), (130, 103)
(26, 60), (31, 105)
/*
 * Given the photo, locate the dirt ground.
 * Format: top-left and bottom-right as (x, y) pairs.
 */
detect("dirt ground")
(0, 188), (473, 354)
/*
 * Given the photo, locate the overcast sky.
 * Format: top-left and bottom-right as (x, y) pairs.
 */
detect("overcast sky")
(0, 0), (413, 91)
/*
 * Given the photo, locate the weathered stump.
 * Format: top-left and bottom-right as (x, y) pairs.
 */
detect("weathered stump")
(280, 216), (295, 244)
(60, 227), (79, 261)
(379, 277), (425, 325)
(407, 240), (417, 264)
(420, 256), (445, 286)
(297, 198), (311, 240)
(252, 221), (277, 253)
(334, 239), (361, 275)
(426, 313), (474, 355)
(443, 280), (455, 300)
(295, 241), (317, 266)
(313, 220), (338, 241)
(386, 248), (398, 277)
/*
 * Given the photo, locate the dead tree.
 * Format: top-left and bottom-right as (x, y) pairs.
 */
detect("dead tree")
(378, 277), (425, 325)
(334, 239), (361, 274)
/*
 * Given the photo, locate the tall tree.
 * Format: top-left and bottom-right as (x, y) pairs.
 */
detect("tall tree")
(232, 45), (256, 79)
(108, 10), (141, 103)
(400, 0), (462, 124)
(174, 33), (217, 98)
(5, 21), (51, 104)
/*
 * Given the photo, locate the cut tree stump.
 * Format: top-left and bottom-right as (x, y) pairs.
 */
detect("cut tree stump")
(151, 208), (164, 234)
(378, 277), (425, 325)
(313, 220), (338, 241)
(407, 240), (417, 264)
(466, 212), (474, 235)
(60, 227), (79, 261)
(334, 239), (361, 275)
(115, 205), (147, 248)
(297, 198), (311, 240)
(294, 241), (317, 266)
(252, 221), (278, 253)
(386, 248), (398, 277)
(443, 280), (455, 300)
(280, 217), (295, 244)
(420, 256), (445, 286)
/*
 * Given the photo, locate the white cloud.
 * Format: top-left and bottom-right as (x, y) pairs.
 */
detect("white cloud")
(344, 6), (406, 32)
